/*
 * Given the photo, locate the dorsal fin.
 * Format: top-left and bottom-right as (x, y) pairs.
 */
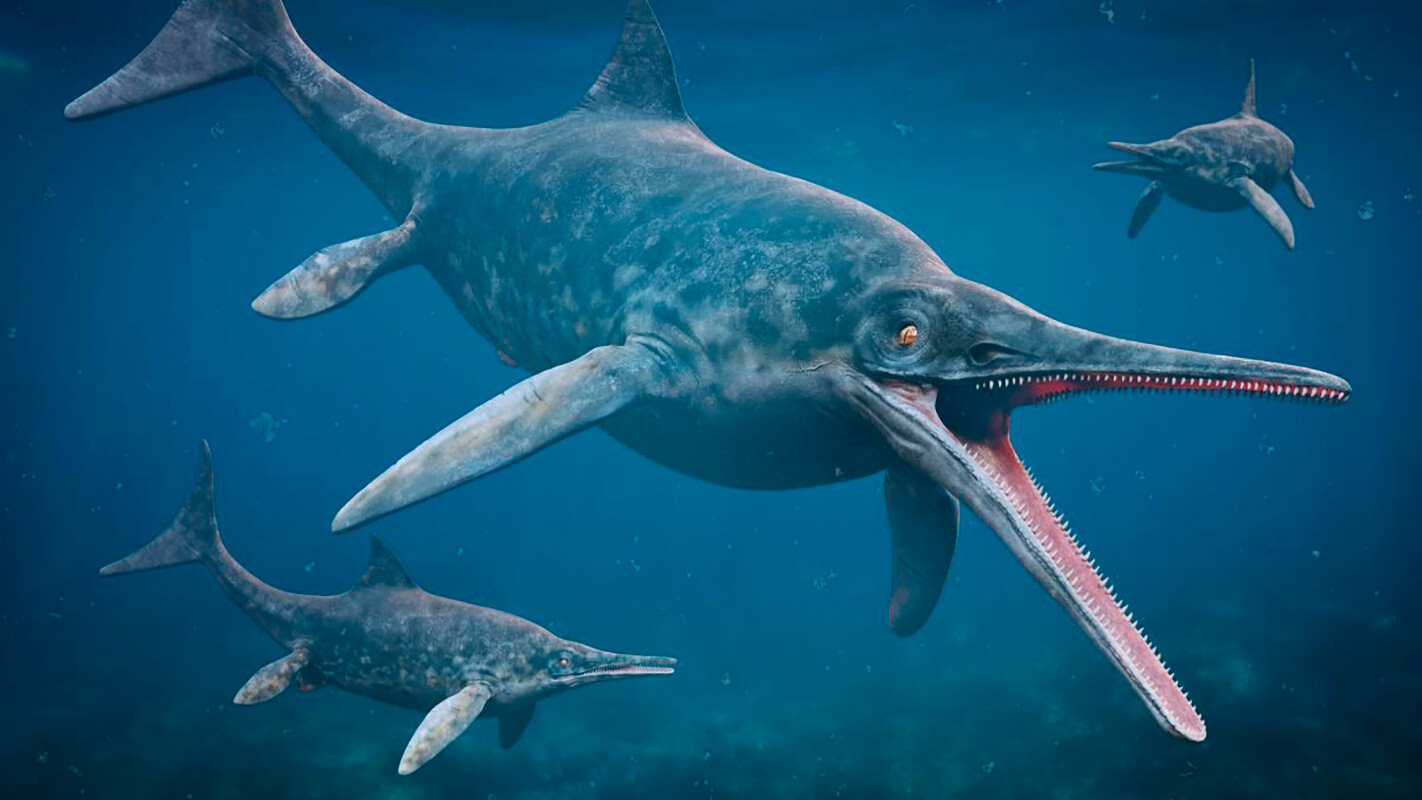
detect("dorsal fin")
(578, 0), (687, 120)
(1240, 58), (1257, 116)
(355, 534), (418, 590)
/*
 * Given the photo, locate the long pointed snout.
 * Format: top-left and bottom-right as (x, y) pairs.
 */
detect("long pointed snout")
(561, 650), (677, 688)
(1092, 141), (1175, 177)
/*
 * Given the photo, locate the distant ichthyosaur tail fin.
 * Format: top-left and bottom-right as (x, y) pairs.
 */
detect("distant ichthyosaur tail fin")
(100, 441), (220, 576)
(1240, 58), (1257, 117)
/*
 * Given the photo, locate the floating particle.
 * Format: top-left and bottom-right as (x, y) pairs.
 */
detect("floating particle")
(1404, 188), (1415, 203)
(37, 752), (48, 765)
(42, 186), (55, 201)
(1089, 476), (1106, 495)
(981, 761), (996, 774)
(892, 121), (914, 136)
(249, 410), (281, 442)
(1099, 2), (1115, 23)
(1278, 102), (1288, 116)
(1257, 434), (1275, 455)
(720, 672), (732, 687)
(456, 547), (464, 558)
(629, 558), (642, 573)
(303, 561), (315, 573)
(1134, 469), (1146, 481)
(115, 482), (123, 490)
(1312, 550), (1321, 559)
(812, 570), (839, 590)
(210, 122), (224, 139)
(1357, 200), (1375, 221)
(1214, 255), (1225, 265)
(6, 326), (14, 339)
(866, 664), (872, 674)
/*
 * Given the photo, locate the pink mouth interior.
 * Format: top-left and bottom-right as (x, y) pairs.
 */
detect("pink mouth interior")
(932, 369), (1347, 741)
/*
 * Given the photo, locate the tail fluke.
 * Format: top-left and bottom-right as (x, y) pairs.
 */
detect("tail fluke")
(65, 0), (292, 121)
(100, 441), (220, 576)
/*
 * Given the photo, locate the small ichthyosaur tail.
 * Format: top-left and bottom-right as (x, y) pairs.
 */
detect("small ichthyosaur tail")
(100, 441), (220, 576)
(67, 0), (435, 319)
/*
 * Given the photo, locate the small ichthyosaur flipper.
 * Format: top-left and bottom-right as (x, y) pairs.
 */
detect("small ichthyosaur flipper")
(1240, 58), (1257, 117)
(233, 647), (310, 705)
(498, 703), (536, 749)
(1231, 176), (1295, 249)
(333, 342), (671, 532)
(100, 441), (218, 576)
(1128, 180), (1166, 239)
(1289, 169), (1315, 209)
(398, 683), (493, 776)
(884, 464), (960, 637)
(578, 0), (688, 121)
(252, 216), (423, 319)
(354, 535), (419, 590)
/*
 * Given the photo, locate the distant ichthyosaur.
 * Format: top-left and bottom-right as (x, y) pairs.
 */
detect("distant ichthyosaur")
(1094, 60), (1315, 248)
(101, 442), (675, 775)
(70, 0), (1350, 741)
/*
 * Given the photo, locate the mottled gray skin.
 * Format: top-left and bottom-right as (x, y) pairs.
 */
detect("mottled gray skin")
(100, 442), (674, 771)
(1094, 61), (1313, 247)
(71, 0), (1350, 743)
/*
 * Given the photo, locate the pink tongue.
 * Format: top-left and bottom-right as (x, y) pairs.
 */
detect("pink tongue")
(962, 434), (1207, 742)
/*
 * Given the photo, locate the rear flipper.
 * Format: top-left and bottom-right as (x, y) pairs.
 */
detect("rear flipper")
(252, 215), (423, 319)
(399, 683), (492, 776)
(1128, 181), (1165, 239)
(1231, 176), (1295, 249)
(100, 441), (219, 576)
(234, 647), (310, 705)
(332, 341), (674, 531)
(64, 0), (290, 120)
(884, 464), (959, 637)
(1289, 169), (1315, 209)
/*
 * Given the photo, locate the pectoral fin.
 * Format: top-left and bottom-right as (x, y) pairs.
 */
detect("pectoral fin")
(233, 647), (310, 705)
(1231, 176), (1295, 249)
(1128, 180), (1165, 239)
(498, 702), (536, 749)
(252, 216), (421, 319)
(398, 683), (492, 776)
(334, 342), (670, 531)
(1289, 169), (1315, 209)
(884, 464), (960, 637)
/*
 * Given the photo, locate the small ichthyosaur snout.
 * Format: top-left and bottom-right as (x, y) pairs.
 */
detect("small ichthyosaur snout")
(71, 0), (1349, 745)
(101, 442), (675, 775)
(1094, 60), (1314, 248)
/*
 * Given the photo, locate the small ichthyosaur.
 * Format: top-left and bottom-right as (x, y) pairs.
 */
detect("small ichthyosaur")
(70, 1), (1350, 741)
(1093, 60), (1314, 248)
(100, 442), (676, 775)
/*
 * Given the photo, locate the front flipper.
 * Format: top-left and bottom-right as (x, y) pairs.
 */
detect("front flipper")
(233, 647), (310, 705)
(1231, 176), (1295, 249)
(884, 464), (960, 637)
(1289, 169), (1315, 209)
(498, 702), (536, 749)
(252, 216), (422, 319)
(1128, 180), (1165, 239)
(334, 342), (671, 531)
(398, 683), (492, 776)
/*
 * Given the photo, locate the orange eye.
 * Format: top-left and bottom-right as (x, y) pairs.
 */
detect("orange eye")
(896, 324), (919, 348)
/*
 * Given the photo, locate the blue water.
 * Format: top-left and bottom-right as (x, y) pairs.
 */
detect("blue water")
(3, 0), (1419, 797)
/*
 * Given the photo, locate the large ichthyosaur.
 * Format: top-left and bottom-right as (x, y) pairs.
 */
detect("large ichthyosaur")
(1093, 60), (1315, 249)
(69, 0), (1350, 741)
(100, 442), (676, 775)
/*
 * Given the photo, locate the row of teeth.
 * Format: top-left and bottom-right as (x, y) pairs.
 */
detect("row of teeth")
(966, 446), (1201, 726)
(972, 372), (1347, 401)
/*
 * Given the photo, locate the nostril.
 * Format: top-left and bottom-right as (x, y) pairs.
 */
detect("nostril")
(970, 342), (1022, 365)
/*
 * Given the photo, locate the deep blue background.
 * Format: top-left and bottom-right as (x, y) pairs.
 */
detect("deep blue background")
(2, 0), (1419, 797)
